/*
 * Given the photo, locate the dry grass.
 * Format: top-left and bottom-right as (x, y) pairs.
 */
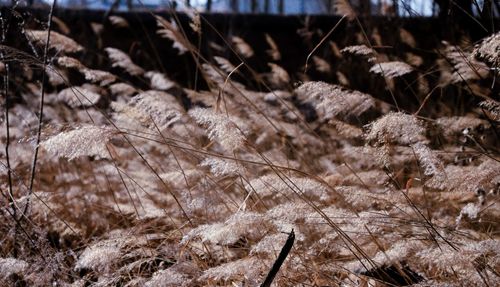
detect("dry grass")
(0, 8), (499, 287)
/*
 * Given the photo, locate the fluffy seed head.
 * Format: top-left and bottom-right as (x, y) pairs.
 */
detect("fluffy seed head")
(105, 47), (145, 76)
(370, 61), (414, 78)
(295, 81), (375, 120)
(189, 107), (246, 151)
(41, 125), (116, 160)
(366, 112), (426, 145)
(473, 31), (500, 68)
(26, 30), (83, 53)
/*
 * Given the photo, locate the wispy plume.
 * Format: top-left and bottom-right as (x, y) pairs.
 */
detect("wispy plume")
(105, 47), (145, 76)
(189, 107), (246, 151)
(26, 30), (83, 53)
(41, 125), (117, 160)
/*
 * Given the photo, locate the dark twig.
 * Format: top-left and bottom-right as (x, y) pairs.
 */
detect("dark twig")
(261, 229), (295, 287)
(23, 0), (57, 217)
(1, 3), (21, 258)
(1, 10), (14, 219)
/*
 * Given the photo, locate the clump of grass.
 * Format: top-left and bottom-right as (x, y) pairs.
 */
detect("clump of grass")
(0, 7), (499, 287)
